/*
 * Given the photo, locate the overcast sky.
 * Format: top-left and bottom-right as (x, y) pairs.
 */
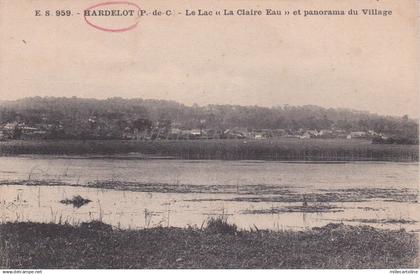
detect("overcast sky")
(0, 0), (419, 117)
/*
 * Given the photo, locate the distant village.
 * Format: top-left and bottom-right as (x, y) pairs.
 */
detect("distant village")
(0, 98), (417, 144)
(0, 118), (395, 143)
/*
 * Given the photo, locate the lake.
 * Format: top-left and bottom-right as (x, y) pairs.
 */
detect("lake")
(0, 155), (418, 231)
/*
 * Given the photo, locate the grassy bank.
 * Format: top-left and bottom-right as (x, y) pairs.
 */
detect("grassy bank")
(0, 220), (417, 269)
(0, 139), (418, 161)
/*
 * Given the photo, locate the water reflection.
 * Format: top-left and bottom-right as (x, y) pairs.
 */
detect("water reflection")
(0, 157), (417, 231)
(0, 185), (418, 232)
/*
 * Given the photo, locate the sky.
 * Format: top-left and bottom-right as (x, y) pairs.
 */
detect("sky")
(0, 0), (419, 118)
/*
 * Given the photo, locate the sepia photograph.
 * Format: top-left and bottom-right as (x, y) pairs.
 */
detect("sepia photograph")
(0, 0), (419, 271)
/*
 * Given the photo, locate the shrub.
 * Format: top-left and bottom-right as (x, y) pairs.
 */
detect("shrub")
(80, 221), (112, 231)
(60, 195), (91, 208)
(205, 217), (238, 235)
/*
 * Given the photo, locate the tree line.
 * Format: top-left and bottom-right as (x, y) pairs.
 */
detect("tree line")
(0, 97), (417, 140)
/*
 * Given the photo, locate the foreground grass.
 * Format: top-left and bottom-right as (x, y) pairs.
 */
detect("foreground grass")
(0, 221), (417, 269)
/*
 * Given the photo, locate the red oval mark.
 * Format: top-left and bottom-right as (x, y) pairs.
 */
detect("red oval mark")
(84, 1), (141, 32)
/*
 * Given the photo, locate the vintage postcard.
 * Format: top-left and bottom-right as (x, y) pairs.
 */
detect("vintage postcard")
(0, 0), (419, 270)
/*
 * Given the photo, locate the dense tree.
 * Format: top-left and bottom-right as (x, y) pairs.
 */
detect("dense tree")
(0, 97), (417, 139)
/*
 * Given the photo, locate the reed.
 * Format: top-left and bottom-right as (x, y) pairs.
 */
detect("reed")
(0, 221), (417, 269)
(0, 139), (417, 162)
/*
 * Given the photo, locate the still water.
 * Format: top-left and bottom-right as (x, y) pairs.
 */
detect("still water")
(0, 156), (418, 231)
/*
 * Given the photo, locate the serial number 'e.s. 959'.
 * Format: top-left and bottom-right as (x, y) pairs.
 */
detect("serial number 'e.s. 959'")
(35, 10), (73, 16)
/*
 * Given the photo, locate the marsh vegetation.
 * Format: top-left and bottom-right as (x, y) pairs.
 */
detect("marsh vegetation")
(0, 219), (417, 269)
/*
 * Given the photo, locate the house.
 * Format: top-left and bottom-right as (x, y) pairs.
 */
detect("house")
(251, 129), (275, 139)
(21, 130), (48, 140)
(3, 122), (22, 139)
(347, 131), (367, 139)
(21, 126), (39, 133)
(333, 129), (348, 139)
(299, 132), (311, 139)
(19, 125), (47, 139)
(319, 129), (333, 137)
(173, 129), (203, 139)
(299, 130), (319, 139)
(3, 122), (18, 131)
(190, 129), (202, 136)
(203, 129), (223, 139)
(306, 130), (319, 136)
(367, 130), (380, 137)
(224, 128), (247, 139)
(272, 129), (287, 138)
(254, 134), (266, 140)
(122, 127), (135, 139)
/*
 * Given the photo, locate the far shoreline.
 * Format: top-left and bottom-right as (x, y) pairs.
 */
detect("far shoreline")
(0, 138), (418, 162)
